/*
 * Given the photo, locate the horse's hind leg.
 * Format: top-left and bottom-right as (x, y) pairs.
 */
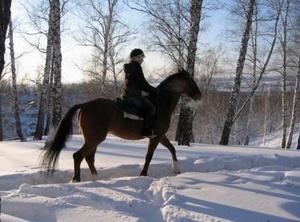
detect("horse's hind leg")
(72, 144), (87, 183)
(85, 149), (98, 180)
(160, 135), (180, 174)
(72, 143), (99, 183)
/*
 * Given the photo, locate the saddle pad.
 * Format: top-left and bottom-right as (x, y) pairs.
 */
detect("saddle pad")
(124, 112), (144, 120)
(116, 97), (144, 117)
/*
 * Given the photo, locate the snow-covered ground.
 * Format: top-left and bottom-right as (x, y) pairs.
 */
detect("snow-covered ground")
(0, 135), (300, 222)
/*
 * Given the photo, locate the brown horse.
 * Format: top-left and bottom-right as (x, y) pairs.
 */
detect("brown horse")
(41, 69), (202, 182)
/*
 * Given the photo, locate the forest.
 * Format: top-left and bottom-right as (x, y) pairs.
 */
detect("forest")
(0, 0), (300, 149)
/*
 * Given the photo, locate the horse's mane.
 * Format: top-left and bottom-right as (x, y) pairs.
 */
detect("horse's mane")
(157, 69), (191, 89)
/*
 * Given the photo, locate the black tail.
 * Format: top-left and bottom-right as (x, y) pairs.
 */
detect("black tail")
(41, 104), (81, 172)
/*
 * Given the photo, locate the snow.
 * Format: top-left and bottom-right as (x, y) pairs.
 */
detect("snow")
(1, 135), (300, 222)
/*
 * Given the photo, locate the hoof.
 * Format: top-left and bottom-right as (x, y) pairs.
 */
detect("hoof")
(92, 174), (98, 181)
(172, 161), (180, 175)
(70, 178), (80, 183)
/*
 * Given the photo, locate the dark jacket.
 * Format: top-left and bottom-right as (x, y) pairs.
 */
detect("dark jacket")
(122, 61), (157, 98)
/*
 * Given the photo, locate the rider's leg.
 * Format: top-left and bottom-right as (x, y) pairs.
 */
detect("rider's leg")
(129, 96), (156, 137)
(140, 98), (156, 137)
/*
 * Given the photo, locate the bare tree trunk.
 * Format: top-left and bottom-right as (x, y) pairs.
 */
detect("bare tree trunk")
(297, 133), (300, 150)
(244, 96), (254, 145)
(244, 2), (258, 146)
(0, 0), (12, 79)
(0, 93), (3, 141)
(51, 0), (62, 128)
(176, 0), (203, 146)
(8, 18), (27, 142)
(34, 1), (55, 140)
(219, 0), (255, 145)
(286, 47), (300, 149)
(280, 0), (290, 148)
(35, 0), (62, 134)
(45, 68), (54, 135)
(262, 84), (271, 145)
(176, 98), (195, 145)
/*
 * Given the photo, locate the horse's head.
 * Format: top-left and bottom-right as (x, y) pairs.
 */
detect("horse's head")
(158, 69), (202, 101)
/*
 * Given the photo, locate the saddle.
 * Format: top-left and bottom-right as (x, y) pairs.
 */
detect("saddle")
(115, 97), (145, 120)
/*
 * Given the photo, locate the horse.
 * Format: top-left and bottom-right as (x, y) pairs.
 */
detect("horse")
(41, 69), (202, 182)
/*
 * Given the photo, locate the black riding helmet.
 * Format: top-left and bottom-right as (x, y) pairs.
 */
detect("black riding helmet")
(130, 48), (145, 60)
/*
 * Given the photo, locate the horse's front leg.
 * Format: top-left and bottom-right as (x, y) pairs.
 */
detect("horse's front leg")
(140, 137), (160, 176)
(160, 135), (180, 174)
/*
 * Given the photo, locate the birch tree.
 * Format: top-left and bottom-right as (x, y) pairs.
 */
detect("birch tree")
(8, 18), (27, 141)
(287, 1), (300, 149)
(175, 0), (203, 146)
(51, 0), (62, 128)
(244, 1), (258, 145)
(218, 0), (282, 145)
(242, 0), (281, 145)
(125, 0), (205, 145)
(33, 58), (51, 139)
(219, 0), (256, 145)
(32, 0), (66, 139)
(0, 0), (11, 140)
(0, 93), (3, 141)
(33, 1), (54, 140)
(0, 0), (12, 79)
(75, 0), (134, 93)
(287, 49), (300, 149)
(279, 0), (291, 148)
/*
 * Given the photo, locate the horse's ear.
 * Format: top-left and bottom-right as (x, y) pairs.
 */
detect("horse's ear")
(177, 68), (186, 73)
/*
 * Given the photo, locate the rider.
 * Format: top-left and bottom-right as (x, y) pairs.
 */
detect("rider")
(121, 48), (158, 138)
